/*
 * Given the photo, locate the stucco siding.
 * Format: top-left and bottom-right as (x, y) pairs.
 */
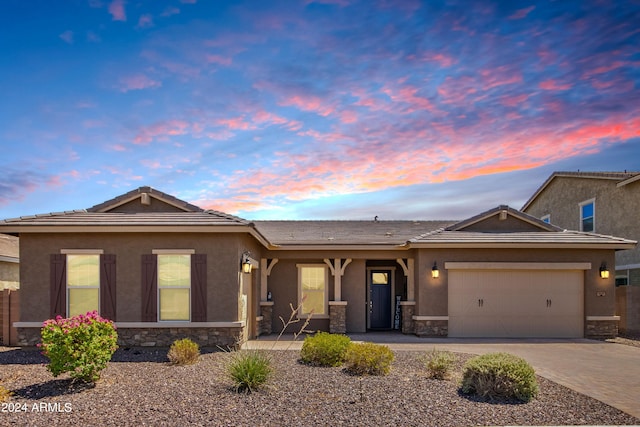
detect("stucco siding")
(0, 262), (19, 290)
(524, 176), (640, 268)
(18, 232), (248, 323)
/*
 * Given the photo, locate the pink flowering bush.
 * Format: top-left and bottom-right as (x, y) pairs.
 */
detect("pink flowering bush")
(39, 311), (118, 383)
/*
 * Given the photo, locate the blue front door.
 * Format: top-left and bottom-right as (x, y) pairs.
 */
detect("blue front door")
(369, 270), (392, 329)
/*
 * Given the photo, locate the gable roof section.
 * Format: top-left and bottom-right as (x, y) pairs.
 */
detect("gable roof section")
(522, 171), (640, 211)
(446, 205), (561, 232)
(88, 186), (204, 212)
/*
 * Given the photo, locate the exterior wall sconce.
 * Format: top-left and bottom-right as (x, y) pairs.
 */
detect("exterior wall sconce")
(241, 252), (253, 274)
(599, 262), (609, 279)
(431, 262), (440, 279)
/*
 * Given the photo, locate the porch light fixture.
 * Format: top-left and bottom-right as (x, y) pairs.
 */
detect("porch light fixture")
(241, 253), (252, 274)
(431, 262), (440, 279)
(599, 263), (609, 279)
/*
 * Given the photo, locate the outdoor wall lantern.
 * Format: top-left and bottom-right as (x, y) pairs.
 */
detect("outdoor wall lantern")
(241, 252), (253, 274)
(599, 262), (609, 279)
(431, 262), (440, 279)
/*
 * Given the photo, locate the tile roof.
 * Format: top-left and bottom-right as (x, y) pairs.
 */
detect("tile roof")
(1, 210), (250, 227)
(254, 220), (455, 246)
(410, 229), (637, 248)
(88, 186), (204, 212)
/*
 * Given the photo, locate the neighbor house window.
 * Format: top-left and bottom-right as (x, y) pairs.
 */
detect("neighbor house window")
(158, 254), (191, 321)
(67, 254), (100, 317)
(580, 199), (595, 232)
(298, 265), (328, 317)
(541, 214), (551, 224)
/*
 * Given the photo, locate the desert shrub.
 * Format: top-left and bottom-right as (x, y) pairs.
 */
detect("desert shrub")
(422, 348), (457, 380)
(39, 311), (118, 383)
(300, 332), (351, 367)
(344, 342), (394, 376)
(168, 338), (200, 365)
(460, 352), (538, 402)
(0, 384), (12, 402)
(226, 350), (272, 393)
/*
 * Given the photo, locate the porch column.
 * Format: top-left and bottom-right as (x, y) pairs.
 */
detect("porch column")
(259, 258), (278, 335)
(396, 258), (415, 301)
(324, 258), (352, 334)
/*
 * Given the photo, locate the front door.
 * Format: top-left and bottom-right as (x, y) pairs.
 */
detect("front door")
(369, 270), (392, 329)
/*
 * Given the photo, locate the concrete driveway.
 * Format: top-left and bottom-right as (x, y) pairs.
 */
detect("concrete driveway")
(246, 333), (640, 419)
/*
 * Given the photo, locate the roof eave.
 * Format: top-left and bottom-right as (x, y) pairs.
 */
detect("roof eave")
(408, 242), (637, 250)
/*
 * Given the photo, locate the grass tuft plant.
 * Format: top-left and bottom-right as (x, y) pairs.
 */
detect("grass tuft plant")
(300, 332), (351, 367)
(226, 350), (272, 393)
(344, 342), (394, 376)
(168, 338), (200, 365)
(460, 352), (539, 402)
(422, 348), (457, 380)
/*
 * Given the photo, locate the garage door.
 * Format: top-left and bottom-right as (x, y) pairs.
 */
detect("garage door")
(448, 269), (584, 338)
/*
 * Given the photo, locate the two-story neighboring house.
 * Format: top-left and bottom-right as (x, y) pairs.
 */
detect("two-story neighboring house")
(522, 171), (640, 333)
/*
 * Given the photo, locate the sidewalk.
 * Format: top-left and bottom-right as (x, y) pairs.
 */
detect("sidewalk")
(246, 333), (640, 419)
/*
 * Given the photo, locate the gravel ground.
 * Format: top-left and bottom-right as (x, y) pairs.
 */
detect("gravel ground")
(600, 333), (640, 348)
(0, 347), (638, 427)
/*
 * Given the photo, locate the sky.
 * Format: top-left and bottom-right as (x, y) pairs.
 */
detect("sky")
(1, 0), (639, 221)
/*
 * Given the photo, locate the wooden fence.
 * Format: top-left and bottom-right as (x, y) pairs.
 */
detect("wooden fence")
(0, 289), (20, 346)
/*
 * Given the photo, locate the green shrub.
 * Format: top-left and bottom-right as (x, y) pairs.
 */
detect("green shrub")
(460, 352), (539, 402)
(39, 311), (118, 383)
(344, 342), (394, 376)
(300, 332), (351, 367)
(168, 338), (200, 365)
(422, 349), (457, 380)
(226, 350), (272, 393)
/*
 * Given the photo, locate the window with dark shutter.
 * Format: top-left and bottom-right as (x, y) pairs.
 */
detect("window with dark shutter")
(50, 254), (67, 318)
(141, 254), (158, 322)
(191, 254), (207, 322)
(100, 254), (117, 321)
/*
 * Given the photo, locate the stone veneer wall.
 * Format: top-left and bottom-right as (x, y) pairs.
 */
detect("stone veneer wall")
(329, 303), (347, 334)
(16, 326), (244, 348)
(585, 320), (618, 338)
(413, 319), (448, 337)
(259, 303), (274, 336)
(400, 303), (415, 335)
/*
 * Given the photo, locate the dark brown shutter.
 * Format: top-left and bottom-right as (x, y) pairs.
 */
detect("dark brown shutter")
(141, 254), (158, 322)
(50, 254), (67, 318)
(100, 254), (117, 321)
(191, 254), (207, 322)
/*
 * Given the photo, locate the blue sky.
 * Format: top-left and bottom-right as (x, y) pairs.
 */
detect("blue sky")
(1, 0), (639, 221)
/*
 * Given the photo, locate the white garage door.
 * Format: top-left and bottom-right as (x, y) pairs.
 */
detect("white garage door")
(448, 269), (584, 338)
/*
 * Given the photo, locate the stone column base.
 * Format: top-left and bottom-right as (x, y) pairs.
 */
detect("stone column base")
(400, 301), (415, 334)
(586, 316), (619, 338)
(413, 316), (448, 337)
(329, 301), (347, 334)
(259, 302), (274, 336)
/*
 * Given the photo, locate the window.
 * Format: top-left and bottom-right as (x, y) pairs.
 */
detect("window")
(67, 254), (100, 317)
(158, 254), (191, 321)
(580, 199), (595, 232)
(298, 265), (328, 317)
(541, 214), (551, 224)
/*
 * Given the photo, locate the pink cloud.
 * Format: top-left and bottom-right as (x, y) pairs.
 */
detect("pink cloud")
(161, 7), (180, 17)
(539, 79), (572, 91)
(205, 54), (233, 66)
(279, 94), (334, 117)
(108, 0), (126, 21)
(133, 119), (190, 144)
(382, 84), (437, 113)
(216, 117), (255, 131)
(109, 144), (127, 151)
(479, 66), (523, 90)
(508, 6), (535, 20)
(500, 94), (529, 107)
(417, 52), (456, 67)
(137, 14), (153, 29)
(117, 74), (161, 92)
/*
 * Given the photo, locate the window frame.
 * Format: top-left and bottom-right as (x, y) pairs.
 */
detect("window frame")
(297, 264), (329, 319)
(579, 198), (596, 232)
(63, 250), (103, 317)
(154, 250), (194, 322)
